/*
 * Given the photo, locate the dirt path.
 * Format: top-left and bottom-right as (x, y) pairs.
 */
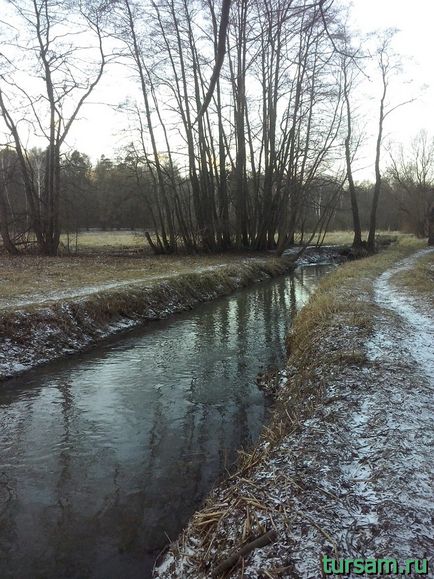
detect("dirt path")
(0, 264), (234, 311)
(155, 248), (434, 578)
(372, 247), (434, 382)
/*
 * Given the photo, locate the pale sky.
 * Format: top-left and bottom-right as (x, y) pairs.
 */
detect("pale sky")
(347, 0), (434, 178)
(2, 0), (434, 179)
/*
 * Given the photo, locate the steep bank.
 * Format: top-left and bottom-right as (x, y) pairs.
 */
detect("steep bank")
(154, 240), (433, 578)
(0, 256), (297, 381)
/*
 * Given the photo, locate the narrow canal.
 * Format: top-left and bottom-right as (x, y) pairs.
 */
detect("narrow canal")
(0, 263), (334, 578)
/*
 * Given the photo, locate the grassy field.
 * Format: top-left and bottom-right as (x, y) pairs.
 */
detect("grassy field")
(0, 230), (424, 310)
(0, 252), (267, 309)
(60, 230), (144, 252)
(62, 229), (403, 253)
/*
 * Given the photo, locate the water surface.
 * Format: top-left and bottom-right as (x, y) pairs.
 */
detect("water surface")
(0, 264), (334, 578)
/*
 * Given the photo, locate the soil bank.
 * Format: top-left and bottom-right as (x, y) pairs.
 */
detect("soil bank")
(1, 256), (299, 382)
(154, 241), (434, 578)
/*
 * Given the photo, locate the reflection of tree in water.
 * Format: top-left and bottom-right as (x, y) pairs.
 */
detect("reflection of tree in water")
(0, 266), (334, 578)
(38, 378), (100, 577)
(0, 471), (17, 569)
(289, 276), (297, 320)
(0, 385), (44, 576)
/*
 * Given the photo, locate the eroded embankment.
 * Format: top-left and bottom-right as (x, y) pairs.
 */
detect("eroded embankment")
(0, 257), (296, 381)
(154, 241), (433, 579)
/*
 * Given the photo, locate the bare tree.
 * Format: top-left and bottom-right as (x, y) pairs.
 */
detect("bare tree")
(339, 32), (365, 249)
(196, 0), (231, 122)
(367, 30), (413, 252)
(388, 130), (434, 242)
(0, 147), (20, 253)
(0, 0), (107, 255)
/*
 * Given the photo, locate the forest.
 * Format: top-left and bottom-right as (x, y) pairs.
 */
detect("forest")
(0, 0), (433, 256)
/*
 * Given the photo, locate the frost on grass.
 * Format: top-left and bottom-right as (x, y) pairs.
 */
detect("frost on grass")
(0, 257), (296, 381)
(371, 247), (434, 382)
(155, 248), (434, 579)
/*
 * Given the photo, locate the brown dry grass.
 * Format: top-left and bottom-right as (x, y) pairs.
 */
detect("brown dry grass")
(0, 253), (270, 310)
(302, 229), (403, 246)
(60, 230), (144, 252)
(61, 229), (403, 252)
(288, 236), (425, 357)
(392, 249), (434, 307)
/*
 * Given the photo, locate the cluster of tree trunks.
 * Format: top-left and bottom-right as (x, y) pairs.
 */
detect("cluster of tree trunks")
(109, 0), (347, 255)
(0, 1), (431, 255)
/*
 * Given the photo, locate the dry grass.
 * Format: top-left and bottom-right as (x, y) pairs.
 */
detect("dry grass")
(62, 229), (385, 252)
(289, 236), (425, 355)
(300, 229), (403, 246)
(1, 229), (412, 255)
(63, 229), (405, 252)
(60, 230), (144, 252)
(0, 253), (272, 310)
(392, 249), (434, 307)
(156, 235), (428, 578)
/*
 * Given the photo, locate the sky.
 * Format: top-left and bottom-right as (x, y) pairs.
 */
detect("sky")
(1, 0), (434, 180)
(63, 0), (434, 178)
(347, 0), (434, 177)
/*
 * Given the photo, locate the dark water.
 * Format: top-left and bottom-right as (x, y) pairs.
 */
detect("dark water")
(0, 264), (334, 579)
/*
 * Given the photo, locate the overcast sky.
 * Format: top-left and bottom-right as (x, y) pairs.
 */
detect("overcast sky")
(348, 0), (434, 174)
(2, 0), (434, 180)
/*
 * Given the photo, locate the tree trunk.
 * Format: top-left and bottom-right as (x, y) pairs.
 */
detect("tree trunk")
(343, 64), (362, 248)
(368, 44), (388, 253)
(0, 194), (19, 254)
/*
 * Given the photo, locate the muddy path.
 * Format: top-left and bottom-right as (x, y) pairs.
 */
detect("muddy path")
(156, 248), (434, 578)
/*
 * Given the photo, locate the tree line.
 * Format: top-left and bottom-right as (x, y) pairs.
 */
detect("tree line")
(0, 0), (433, 255)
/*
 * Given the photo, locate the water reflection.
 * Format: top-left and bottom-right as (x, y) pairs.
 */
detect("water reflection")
(0, 264), (334, 578)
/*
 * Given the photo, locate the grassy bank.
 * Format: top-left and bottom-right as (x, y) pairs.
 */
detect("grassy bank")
(266, 237), (426, 440)
(392, 249), (434, 307)
(154, 236), (427, 578)
(0, 256), (294, 381)
(0, 253), (272, 310)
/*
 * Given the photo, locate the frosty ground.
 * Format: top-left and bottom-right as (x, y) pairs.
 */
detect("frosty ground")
(0, 228), (360, 381)
(154, 241), (434, 578)
(0, 253), (301, 381)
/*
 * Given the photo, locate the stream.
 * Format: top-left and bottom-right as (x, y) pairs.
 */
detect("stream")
(0, 263), (334, 578)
